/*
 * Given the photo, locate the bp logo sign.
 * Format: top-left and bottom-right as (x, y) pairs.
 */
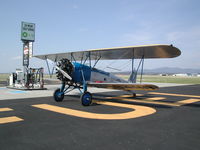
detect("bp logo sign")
(22, 32), (28, 37)
(21, 22), (35, 41)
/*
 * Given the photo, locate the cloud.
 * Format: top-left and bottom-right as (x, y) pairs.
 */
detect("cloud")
(72, 4), (79, 9)
(118, 25), (200, 69)
(120, 25), (200, 48)
(120, 31), (162, 46)
(79, 28), (88, 32)
(166, 26), (200, 47)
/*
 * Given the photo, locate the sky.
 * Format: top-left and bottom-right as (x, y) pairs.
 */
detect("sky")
(0, 0), (200, 73)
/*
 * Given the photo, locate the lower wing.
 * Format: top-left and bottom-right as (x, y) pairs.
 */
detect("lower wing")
(88, 83), (159, 91)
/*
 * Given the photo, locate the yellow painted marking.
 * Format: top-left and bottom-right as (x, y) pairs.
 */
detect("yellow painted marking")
(149, 92), (200, 98)
(0, 108), (24, 124)
(117, 95), (164, 101)
(0, 108), (13, 112)
(32, 103), (156, 120)
(144, 97), (165, 101)
(107, 94), (200, 107)
(106, 97), (180, 106)
(119, 94), (144, 98)
(0, 116), (24, 124)
(175, 99), (200, 106)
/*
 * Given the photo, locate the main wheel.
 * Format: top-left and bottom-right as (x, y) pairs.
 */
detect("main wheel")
(81, 92), (92, 106)
(133, 93), (136, 97)
(53, 88), (64, 102)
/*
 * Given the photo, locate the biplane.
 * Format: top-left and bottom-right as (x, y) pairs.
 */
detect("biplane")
(34, 44), (181, 106)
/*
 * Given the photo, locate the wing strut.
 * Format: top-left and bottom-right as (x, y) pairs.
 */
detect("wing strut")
(140, 55), (145, 83)
(93, 55), (101, 68)
(131, 49), (135, 83)
(130, 55), (145, 83)
(45, 56), (57, 78)
(45, 57), (53, 78)
(71, 53), (76, 63)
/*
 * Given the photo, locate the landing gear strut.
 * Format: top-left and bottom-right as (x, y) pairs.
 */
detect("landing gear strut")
(54, 58), (93, 106)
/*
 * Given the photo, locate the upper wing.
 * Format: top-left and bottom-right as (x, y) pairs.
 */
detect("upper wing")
(88, 83), (159, 91)
(34, 44), (181, 62)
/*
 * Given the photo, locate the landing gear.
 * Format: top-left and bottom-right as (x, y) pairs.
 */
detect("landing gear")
(81, 92), (92, 106)
(53, 88), (64, 102)
(132, 93), (136, 97)
(54, 58), (93, 106)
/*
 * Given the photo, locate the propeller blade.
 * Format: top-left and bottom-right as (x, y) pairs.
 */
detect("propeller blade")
(55, 66), (72, 80)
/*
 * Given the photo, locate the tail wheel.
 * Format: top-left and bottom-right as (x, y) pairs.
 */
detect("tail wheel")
(81, 92), (92, 106)
(53, 88), (64, 102)
(56, 58), (74, 82)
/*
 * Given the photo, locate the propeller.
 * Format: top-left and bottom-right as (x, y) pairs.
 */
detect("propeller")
(55, 66), (72, 80)
(55, 59), (74, 82)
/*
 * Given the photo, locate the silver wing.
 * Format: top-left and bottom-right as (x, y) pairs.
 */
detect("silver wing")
(34, 44), (181, 61)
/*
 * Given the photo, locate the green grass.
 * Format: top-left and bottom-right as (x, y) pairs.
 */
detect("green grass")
(1, 74), (200, 84)
(44, 74), (57, 79)
(0, 74), (9, 82)
(0, 74), (57, 81)
(117, 75), (200, 84)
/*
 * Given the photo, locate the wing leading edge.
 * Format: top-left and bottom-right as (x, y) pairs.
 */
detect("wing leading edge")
(34, 44), (181, 62)
(88, 83), (159, 91)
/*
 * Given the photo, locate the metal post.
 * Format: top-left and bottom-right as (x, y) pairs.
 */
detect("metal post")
(22, 41), (30, 87)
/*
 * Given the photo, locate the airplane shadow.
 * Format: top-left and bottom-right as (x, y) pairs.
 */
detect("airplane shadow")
(65, 90), (200, 108)
(66, 93), (172, 109)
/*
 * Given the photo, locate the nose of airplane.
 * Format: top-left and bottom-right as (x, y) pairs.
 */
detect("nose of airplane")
(56, 58), (74, 82)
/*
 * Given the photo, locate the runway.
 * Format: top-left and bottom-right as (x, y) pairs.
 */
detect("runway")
(0, 84), (200, 149)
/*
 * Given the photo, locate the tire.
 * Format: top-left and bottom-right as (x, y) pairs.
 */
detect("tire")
(53, 88), (64, 102)
(81, 92), (92, 106)
(133, 93), (136, 97)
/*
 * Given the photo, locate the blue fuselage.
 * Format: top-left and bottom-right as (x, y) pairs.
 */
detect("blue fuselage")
(71, 62), (126, 84)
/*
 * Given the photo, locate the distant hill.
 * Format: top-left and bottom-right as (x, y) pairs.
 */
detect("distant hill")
(145, 67), (200, 74)
(114, 67), (200, 75)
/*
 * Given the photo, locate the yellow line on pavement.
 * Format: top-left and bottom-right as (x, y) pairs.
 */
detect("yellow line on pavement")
(111, 95), (165, 101)
(175, 99), (200, 106)
(0, 116), (24, 124)
(149, 92), (200, 98)
(107, 95), (200, 107)
(144, 97), (166, 101)
(32, 102), (156, 120)
(0, 108), (13, 112)
(106, 97), (180, 106)
(119, 94), (144, 98)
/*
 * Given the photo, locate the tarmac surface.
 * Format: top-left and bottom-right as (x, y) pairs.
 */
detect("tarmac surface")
(0, 84), (200, 150)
